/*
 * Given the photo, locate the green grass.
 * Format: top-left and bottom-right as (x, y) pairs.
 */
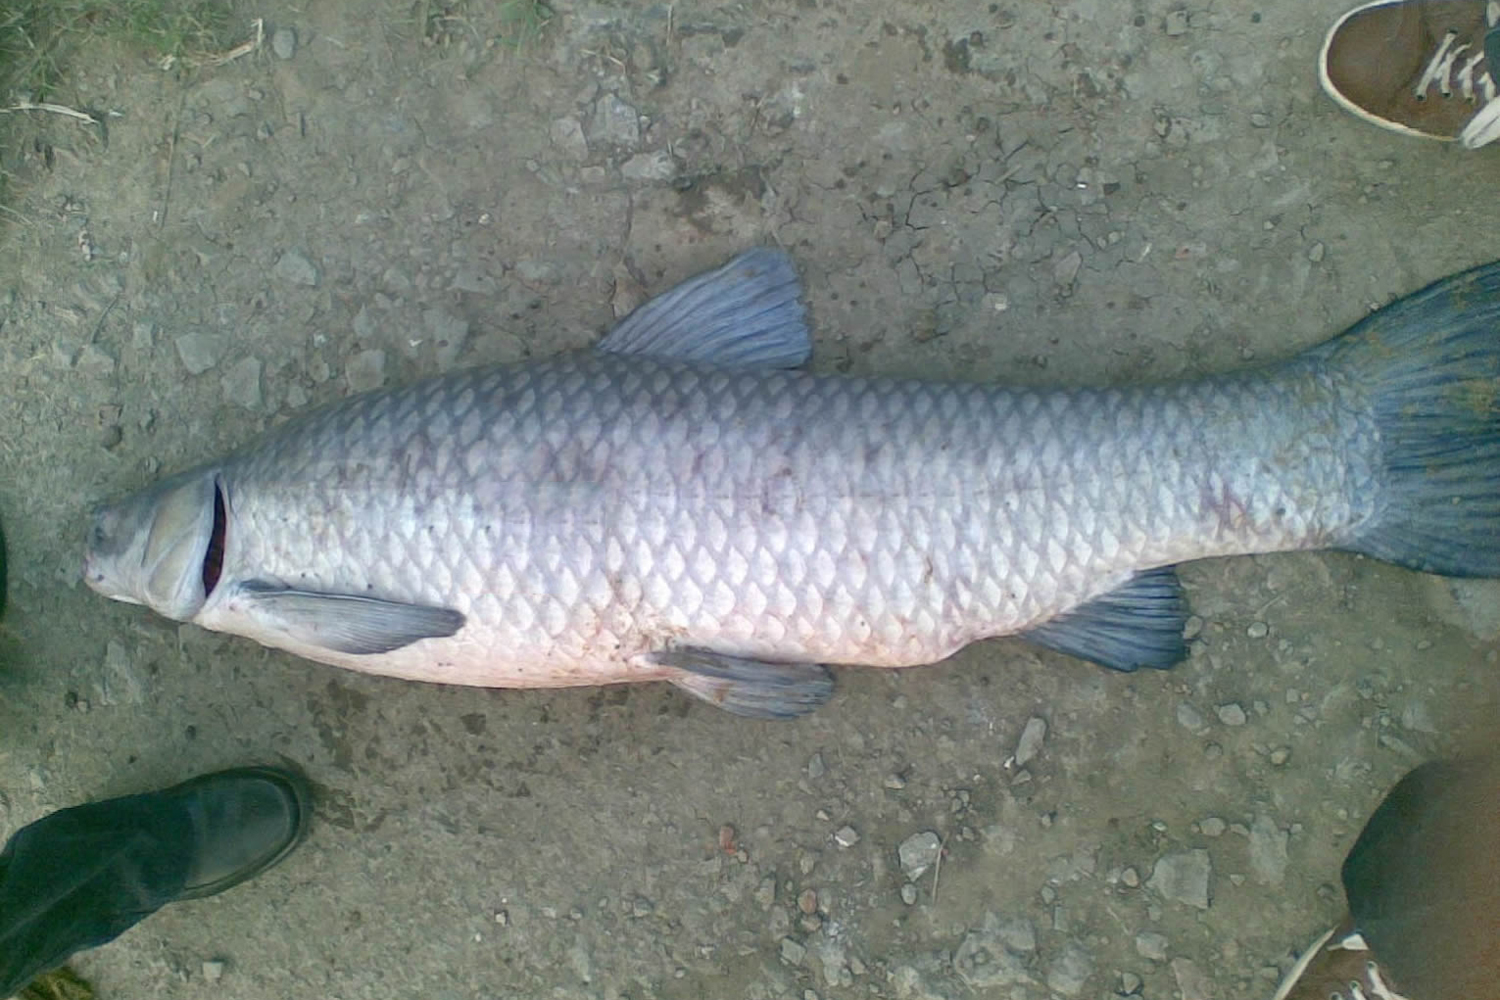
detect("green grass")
(0, 0), (236, 215)
(418, 0), (551, 49)
(494, 0), (551, 48)
(0, 0), (233, 101)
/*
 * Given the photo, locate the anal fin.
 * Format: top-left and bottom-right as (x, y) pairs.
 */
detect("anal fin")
(653, 647), (834, 719)
(1020, 567), (1190, 672)
(237, 581), (466, 656)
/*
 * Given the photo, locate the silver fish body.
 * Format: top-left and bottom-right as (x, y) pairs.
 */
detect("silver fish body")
(83, 250), (1500, 717)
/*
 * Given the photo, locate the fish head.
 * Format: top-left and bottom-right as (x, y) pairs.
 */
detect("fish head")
(83, 468), (221, 622)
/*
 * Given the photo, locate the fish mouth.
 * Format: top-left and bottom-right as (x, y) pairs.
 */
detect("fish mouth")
(82, 469), (223, 621)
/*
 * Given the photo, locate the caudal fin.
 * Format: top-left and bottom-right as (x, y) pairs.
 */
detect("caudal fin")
(1317, 261), (1500, 577)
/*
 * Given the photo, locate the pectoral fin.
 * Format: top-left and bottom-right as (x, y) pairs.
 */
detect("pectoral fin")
(1020, 567), (1190, 672)
(654, 647), (834, 719)
(237, 581), (466, 656)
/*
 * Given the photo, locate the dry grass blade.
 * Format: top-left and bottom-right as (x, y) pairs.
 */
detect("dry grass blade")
(0, 99), (98, 125)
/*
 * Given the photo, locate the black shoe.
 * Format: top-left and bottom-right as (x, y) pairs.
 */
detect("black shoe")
(164, 766), (312, 900)
(0, 765), (311, 997)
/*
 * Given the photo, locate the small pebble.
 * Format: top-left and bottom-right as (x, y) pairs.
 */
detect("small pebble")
(898, 831), (942, 879)
(1199, 817), (1227, 837)
(1135, 931), (1169, 961)
(1247, 621), (1269, 639)
(1216, 703), (1247, 726)
(273, 248), (320, 286)
(780, 937), (807, 966)
(718, 824), (736, 853)
(1176, 702), (1207, 732)
(202, 960), (225, 983)
(271, 26), (297, 60)
(900, 883), (918, 905)
(807, 753), (825, 779)
(798, 888), (818, 914)
(1148, 849), (1212, 909)
(1121, 866), (1140, 887)
(883, 773), (907, 789)
(1013, 716), (1047, 766)
(345, 349), (387, 393)
(1164, 8), (1189, 34)
(1269, 746), (1291, 766)
(834, 825), (859, 848)
(175, 331), (226, 375)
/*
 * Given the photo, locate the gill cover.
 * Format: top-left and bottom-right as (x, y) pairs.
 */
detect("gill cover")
(83, 468), (221, 621)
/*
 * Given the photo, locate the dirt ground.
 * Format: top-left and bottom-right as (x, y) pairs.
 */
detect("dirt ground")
(1, 0), (1498, 997)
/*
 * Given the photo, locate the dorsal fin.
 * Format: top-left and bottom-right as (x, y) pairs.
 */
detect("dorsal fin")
(597, 248), (812, 368)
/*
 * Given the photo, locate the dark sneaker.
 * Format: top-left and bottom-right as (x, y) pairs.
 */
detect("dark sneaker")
(1319, 0), (1500, 147)
(1272, 917), (1412, 1000)
(162, 765), (311, 900)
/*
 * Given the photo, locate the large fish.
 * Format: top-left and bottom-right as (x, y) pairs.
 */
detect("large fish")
(83, 249), (1500, 718)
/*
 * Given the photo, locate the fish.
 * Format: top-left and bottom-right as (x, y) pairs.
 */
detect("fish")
(82, 248), (1500, 718)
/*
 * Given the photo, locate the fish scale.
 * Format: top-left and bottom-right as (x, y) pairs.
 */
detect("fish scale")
(215, 351), (1351, 671)
(83, 249), (1500, 718)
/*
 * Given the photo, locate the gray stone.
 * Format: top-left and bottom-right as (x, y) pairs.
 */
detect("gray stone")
(1148, 849), (1211, 909)
(1400, 700), (1439, 734)
(994, 914), (1036, 953)
(620, 150), (677, 181)
(779, 937), (806, 966)
(1216, 702), (1248, 726)
(1164, 9), (1190, 35)
(898, 831), (942, 879)
(352, 305), (378, 341)
(274, 249), (320, 286)
(1171, 957), (1213, 1000)
(99, 640), (146, 706)
(1248, 814), (1288, 885)
(1445, 579), (1500, 640)
(450, 267), (498, 295)
(515, 259), (560, 285)
(549, 116), (590, 161)
(272, 26), (298, 60)
(1176, 702), (1207, 732)
(345, 349), (387, 392)
(1045, 942), (1094, 996)
(424, 307), (470, 371)
(1014, 715), (1047, 766)
(221, 356), (263, 410)
(1135, 931), (1169, 961)
(953, 913), (1034, 988)
(589, 94), (640, 149)
(76, 343), (116, 376)
(175, 331), (226, 375)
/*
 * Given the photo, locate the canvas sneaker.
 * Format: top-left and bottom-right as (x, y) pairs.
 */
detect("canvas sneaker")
(1319, 0), (1500, 147)
(1272, 918), (1412, 1000)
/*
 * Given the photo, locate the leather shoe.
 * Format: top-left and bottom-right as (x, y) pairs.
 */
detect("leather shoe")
(162, 765), (311, 900)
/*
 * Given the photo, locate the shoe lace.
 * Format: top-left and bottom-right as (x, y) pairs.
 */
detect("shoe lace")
(1325, 935), (1411, 1000)
(1414, 29), (1496, 102)
(1412, 0), (1500, 146)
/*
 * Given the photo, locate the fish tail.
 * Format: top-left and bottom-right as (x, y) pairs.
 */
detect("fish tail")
(1317, 260), (1500, 577)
